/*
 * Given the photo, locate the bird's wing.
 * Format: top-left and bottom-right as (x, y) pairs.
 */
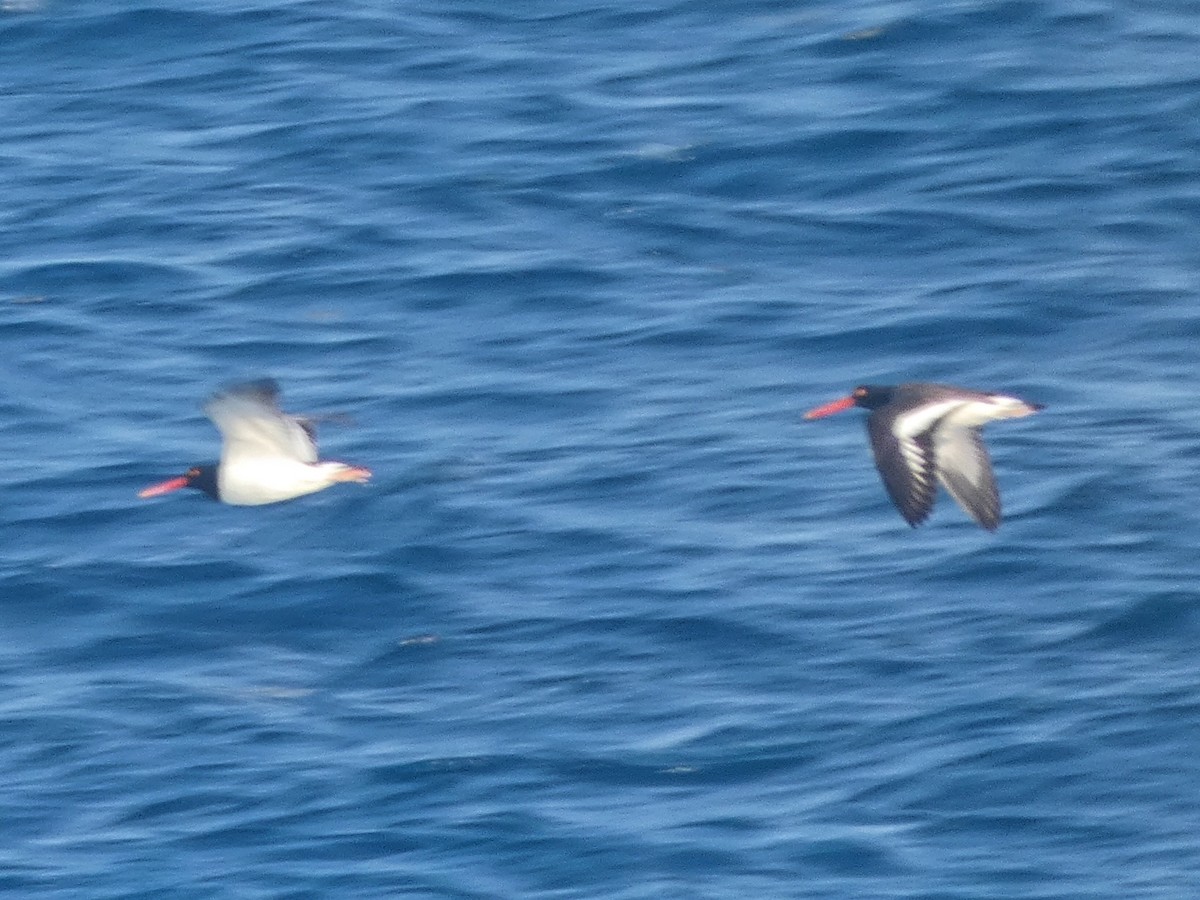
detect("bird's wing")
(203, 380), (319, 464)
(933, 425), (1000, 531)
(866, 412), (938, 528)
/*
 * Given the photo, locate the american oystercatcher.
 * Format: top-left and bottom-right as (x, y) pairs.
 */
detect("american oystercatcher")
(804, 383), (1042, 530)
(138, 379), (371, 506)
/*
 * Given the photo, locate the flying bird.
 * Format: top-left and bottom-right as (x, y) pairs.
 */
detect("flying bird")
(138, 379), (371, 505)
(804, 382), (1042, 530)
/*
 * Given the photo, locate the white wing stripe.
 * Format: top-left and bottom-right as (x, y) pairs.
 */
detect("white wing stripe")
(891, 400), (964, 439)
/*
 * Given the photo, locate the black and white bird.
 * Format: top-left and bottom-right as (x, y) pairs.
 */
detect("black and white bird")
(804, 383), (1042, 531)
(138, 379), (371, 506)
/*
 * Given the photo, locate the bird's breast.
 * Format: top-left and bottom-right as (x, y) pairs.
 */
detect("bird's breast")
(218, 458), (339, 506)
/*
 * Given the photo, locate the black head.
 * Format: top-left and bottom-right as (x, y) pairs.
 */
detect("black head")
(850, 385), (896, 410)
(138, 464), (220, 501)
(184, 465), (220, 500)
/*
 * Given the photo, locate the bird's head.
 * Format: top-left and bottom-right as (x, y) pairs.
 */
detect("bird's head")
(138, 464), (219, 501)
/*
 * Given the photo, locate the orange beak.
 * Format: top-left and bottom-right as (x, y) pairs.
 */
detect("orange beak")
(138, 476), (190, 498)
(803, 395), (857, 419)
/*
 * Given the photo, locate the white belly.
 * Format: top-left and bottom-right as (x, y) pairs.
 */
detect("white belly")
(218, 458), (342, 506)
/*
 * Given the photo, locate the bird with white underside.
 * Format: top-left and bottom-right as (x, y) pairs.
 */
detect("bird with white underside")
(138, 379), (371, 506)
(805, 382), (1042, 531)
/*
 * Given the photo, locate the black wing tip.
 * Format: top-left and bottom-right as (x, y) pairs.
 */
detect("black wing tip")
(893, 491), (934, 528)
(903, 511), (1001, 531)
(213, 377), (282, 403)
(952, 489), (1001, 529)
(296, 416), (319, 445)
(975, 512), (1001, 532)
(229, 376), (280, 394)
(894, 477), (936, 529)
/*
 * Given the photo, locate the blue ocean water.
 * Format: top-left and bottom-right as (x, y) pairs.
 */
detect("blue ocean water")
(4, 0), (1200, 896)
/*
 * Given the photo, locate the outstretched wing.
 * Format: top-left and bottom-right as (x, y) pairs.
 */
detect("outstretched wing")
(203, 379), (318, 464)
(866, 413), (938, 528)
(934, 425), (1000, 531)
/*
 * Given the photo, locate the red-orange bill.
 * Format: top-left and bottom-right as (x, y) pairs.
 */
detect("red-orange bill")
(803, 395), (856, 419)
(138, 476), (189, 498)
